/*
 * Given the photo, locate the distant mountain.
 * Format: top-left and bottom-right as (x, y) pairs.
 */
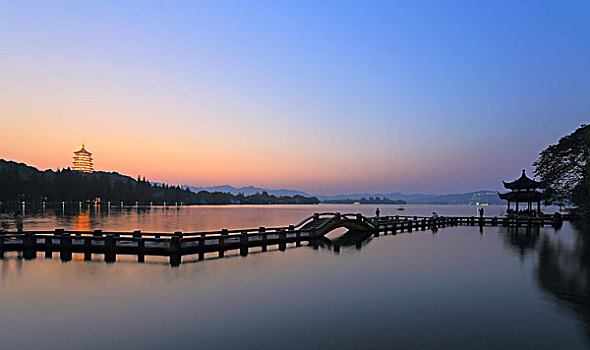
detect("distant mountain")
(323, 198), (407, 205)
(316, 192), (434, 202)
(408, 191), (503, 205)
(316, 191), (503, 205)
(185, 185), (309, 197)
(181, 186), (504, 205)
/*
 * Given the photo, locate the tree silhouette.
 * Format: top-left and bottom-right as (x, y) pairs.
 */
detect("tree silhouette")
(0, 159), (320, 205)
(534, 124), (590, 211)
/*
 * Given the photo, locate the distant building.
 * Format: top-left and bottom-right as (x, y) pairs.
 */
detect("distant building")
(72, 142), (94, 173)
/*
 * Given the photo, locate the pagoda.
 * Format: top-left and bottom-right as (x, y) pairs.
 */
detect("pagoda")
(72, 142), (94, 173)
(498, 169), (542, 214)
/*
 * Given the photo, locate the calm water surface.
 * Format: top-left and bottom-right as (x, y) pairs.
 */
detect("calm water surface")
(0, 204), (588, 349)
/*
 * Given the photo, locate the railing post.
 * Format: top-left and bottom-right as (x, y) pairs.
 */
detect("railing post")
(240, 230), (249, 256)
(137, 239), (145, 263)
(105, 234), (116, 263)
(23, 232), (36, 260)
(134, 230), (144, 263)
(198, 234), (205, 260)
(259, 227), (267, 252)
(170, 231), (182, 266)
(373, 214), (380, 236)
(313, 213), (319, 221)
(45, 229), (58, 258)
(219, 229), (228, 257)
(278, 229), (287, 251)
(290, 225), (300, 247)
(60, 232), (72, 262)
(81, 233), (92, 261)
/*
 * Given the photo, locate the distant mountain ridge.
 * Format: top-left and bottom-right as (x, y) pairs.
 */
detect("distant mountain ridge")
(407, 191), (503, 205)
(315, 192), (434, 202)
(184, 185), (309, 197)
(183, 185), (503, 205)
(316, 191), (503, 205)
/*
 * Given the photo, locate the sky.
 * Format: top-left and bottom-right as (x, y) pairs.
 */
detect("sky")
(0, 1), (588, 195)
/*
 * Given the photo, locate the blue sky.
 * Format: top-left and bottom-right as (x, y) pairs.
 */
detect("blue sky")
(1, 1), (588, 194)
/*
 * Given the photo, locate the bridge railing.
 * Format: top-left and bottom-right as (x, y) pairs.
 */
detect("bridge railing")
(292, 212), (349, 229)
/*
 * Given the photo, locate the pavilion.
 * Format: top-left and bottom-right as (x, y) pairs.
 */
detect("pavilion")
(498, 169), (543, 214)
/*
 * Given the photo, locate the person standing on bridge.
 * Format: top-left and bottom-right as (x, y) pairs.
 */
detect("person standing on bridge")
(479, 207), (484, 218)
(15, 211), (23, 232)
(375, 208), (380, 218)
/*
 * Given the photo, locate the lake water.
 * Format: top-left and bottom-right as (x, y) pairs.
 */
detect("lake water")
(0, 204), (588, 349)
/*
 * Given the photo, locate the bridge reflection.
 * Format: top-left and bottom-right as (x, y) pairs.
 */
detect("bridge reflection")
(309, 230), (375, 253)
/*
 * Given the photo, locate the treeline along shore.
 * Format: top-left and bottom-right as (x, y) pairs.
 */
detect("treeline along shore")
(322, 198), (407, 205)
(0, 159), (320, 205)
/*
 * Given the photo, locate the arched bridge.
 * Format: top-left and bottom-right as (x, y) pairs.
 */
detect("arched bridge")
(294, 212), (377, 237)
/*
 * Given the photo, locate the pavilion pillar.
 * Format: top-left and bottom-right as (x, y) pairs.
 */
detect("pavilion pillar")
(516, 202), (519, 212)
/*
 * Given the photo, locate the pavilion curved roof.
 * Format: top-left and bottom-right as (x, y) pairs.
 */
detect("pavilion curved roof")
(502, 169), (541, 190)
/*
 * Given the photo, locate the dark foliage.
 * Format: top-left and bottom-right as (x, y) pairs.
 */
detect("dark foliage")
(0, 159), (320, 205)
(533, 124), (590, 211)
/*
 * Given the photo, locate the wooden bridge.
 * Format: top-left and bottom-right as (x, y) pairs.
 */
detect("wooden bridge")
(0, 212), (570, 266)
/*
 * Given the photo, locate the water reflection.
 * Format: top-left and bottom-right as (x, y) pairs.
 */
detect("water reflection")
(17, 203), (517, 232)
(501, 225), (541, 259)
(0, 205), (588, 349)
(535, 220), (590, 343)
(72, 209), (91, 231)
(309, 229), (375, 253)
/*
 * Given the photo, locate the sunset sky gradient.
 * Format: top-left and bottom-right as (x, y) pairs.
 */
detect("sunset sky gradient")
(1, 1), (588, 194)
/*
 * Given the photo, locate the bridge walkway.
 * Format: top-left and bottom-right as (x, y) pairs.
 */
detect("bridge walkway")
(0, 212), (571, 266)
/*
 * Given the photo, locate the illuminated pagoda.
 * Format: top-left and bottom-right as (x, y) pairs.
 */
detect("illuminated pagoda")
(72, 142), (94, 173)
(498, 169), (543, 214)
